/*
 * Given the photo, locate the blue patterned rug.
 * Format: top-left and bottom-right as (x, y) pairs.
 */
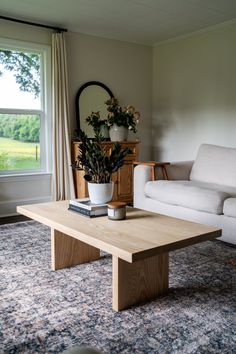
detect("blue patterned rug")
(0, 221), (235, 354)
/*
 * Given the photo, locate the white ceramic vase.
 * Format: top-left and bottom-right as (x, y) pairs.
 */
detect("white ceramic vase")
(109, 124), (128, 142)
(88, 181), (114, 204)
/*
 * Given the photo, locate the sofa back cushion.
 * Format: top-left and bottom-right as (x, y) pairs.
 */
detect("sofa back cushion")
(190, 144), (236, 187)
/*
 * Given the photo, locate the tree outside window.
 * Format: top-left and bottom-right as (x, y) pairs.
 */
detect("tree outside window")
(0, 46), (43, 172)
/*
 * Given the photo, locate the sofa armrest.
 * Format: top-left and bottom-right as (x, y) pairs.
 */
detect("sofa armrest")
(134, 164), (152, 207)
(133, 161), (194, 208)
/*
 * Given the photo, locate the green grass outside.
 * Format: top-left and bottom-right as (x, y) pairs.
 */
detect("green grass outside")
(0, 137), (40, 170)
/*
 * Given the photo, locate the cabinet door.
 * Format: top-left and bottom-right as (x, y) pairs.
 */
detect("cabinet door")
(117, 163), (133, 199)
(73, 170), (88, 198)
(111, 172), (118, 201)
(72, 141), (139, 201)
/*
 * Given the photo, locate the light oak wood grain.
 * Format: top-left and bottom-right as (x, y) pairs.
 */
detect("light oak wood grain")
(112, 253), (168, 311)
(17, 201), (222, 311)
(17, 202), (221, 263)
(51, 229), (100, 270)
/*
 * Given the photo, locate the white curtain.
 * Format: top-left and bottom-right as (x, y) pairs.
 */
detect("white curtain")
(52, 32), (75, 200)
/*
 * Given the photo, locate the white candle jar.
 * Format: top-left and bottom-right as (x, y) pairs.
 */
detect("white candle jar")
(107, 202), (126, 220)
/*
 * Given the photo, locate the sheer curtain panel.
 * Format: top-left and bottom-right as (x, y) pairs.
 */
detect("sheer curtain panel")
(52, 32), (75, 200)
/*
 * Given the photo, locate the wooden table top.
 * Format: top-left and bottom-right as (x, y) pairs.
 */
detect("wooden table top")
(17, 201), (221, 263)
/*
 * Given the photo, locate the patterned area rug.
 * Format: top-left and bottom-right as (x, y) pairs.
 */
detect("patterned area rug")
(0, 221), (235, 354)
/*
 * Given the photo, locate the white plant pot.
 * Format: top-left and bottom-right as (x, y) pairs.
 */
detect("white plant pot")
(109, 124), (128, 142)
(88, 181), (114, 204)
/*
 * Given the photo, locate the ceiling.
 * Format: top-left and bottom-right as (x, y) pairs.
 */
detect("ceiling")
(1, 0), (236, 45)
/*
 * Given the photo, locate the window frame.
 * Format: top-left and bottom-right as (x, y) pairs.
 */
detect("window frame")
(0, 37), (51, 176)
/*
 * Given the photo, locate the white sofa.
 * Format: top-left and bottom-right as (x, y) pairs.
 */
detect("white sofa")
(134, 144), (236, 245)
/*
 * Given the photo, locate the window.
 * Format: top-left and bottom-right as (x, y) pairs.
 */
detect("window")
(0, 38), (51, 175)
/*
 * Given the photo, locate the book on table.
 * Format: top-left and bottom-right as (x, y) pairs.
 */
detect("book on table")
(68, 198), (108, 217)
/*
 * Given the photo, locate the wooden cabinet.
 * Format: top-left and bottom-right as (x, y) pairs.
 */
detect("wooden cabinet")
(71, 141), (139, 204)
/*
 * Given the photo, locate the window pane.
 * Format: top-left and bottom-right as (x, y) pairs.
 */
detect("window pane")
(0, 114), (40, 171)
(0, 50), (41, 110)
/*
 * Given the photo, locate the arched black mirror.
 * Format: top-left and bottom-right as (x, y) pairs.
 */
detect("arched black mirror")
(75, 81), (114, 138)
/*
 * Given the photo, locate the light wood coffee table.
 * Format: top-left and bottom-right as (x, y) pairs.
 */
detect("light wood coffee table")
(17, 201), (221, 311)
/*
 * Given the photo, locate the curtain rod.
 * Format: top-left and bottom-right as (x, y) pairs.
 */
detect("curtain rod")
(0, 15), (67, 32)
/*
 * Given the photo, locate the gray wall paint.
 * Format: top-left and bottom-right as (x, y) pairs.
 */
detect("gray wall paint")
(153, 22), (236, 162)
(66, 32), (152, 160)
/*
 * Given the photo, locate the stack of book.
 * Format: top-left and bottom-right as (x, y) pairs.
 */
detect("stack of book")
(68, 198), (108, 218)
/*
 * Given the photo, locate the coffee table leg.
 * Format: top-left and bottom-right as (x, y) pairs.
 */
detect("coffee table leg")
(51, 229), (100, 270)
(112, 253), (169, 311)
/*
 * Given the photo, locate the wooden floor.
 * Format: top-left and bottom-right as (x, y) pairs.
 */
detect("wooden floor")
(0, 215), (30, 225)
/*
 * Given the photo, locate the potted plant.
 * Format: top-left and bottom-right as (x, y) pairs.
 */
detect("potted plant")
(73, 130), (131, 204)
(105, 97), (140, 141)
(85, 111), (109, 140)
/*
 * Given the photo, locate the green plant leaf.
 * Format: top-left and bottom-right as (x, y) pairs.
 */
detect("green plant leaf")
(74, 129), (130, 183)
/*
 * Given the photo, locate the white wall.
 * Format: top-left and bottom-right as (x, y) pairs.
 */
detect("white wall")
(0, 22), (152, 216)
(153, 22), (236, 162)
(66, 32), (153, 159)
(0, 21), (52, 44)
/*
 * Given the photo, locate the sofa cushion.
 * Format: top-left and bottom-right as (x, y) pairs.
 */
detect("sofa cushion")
(190, 144), (236, 187)
(223, 198), (236, 218)
(144, 180), (230, 214)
